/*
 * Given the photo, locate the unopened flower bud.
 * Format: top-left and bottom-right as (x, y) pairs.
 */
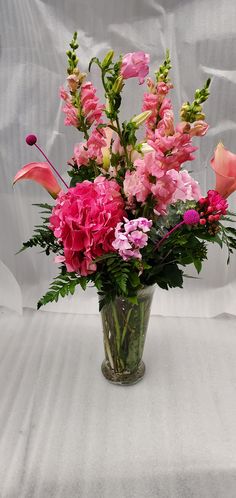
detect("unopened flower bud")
(101, 50), (114, 69)
(112, 76), (124, 93)
(141, 142), (154, 154)
(131, 110), (152, 127)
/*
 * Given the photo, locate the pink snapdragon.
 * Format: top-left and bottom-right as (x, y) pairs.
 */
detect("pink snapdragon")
(124, 152), (201, 215)
(148, 124), (197, 171)
(60, 81), (104, 129)
(62, 102), (80, 127)
(74, 128), (107, 167)
(112, 218), (152, 260)
(121, 52), (150, 85)
(50, 177), (125, 275)
(142, 79), (173, 139)
(80, 82), (104, 125)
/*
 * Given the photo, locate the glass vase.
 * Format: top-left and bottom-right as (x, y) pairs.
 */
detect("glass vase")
(100, 286), (155, 385)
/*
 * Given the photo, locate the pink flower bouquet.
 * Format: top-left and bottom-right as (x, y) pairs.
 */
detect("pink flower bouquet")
(14, 33), (236, 311)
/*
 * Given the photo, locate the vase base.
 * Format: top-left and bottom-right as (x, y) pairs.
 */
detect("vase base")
(101, 360), (145, 386)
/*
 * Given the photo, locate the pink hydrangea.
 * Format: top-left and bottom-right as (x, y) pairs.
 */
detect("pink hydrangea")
(168, 169), (201, 203)
(50, 177), (125, 275)
(121, 52), (150, 85)
(112, 217), (152, 260)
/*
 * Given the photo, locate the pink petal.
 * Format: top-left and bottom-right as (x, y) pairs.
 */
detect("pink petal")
(211, 143), (236, 198)
(13, 162), (62, 198)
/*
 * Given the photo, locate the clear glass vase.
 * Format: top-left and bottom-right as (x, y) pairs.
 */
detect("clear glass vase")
(100, 286), (155, 385)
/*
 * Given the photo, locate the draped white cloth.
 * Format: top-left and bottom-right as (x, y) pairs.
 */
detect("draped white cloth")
(0, 0), (236, 315)
(0, 311), (236, 497)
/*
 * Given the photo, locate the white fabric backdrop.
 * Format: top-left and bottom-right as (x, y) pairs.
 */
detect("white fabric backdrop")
(1, 0), (236, 315)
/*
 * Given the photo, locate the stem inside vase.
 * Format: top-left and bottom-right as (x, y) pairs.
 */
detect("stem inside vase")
(100, 286), (155, 385)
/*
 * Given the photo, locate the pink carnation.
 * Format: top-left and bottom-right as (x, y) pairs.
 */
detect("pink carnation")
(198, 190), (228, 219)
(50, 177), (125, 275)
(121, 51), (150, 85)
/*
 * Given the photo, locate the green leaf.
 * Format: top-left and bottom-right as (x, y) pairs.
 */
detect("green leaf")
(37, 271), (86, 309)
(193, 259), (202, 273)
(129, 272), (140, 288)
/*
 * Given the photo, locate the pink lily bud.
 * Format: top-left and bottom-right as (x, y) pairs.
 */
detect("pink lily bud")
(211, 143), (236, 198)
(13, 162), (62, 198)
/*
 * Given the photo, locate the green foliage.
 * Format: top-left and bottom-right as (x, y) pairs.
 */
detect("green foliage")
(140, 221), (209, 288)
(180, 78), (211, 123)
(122, 121), (138, 148)
(17, 204), (61, 256)
(219, 223), (236, 263)
(68, 163), (97, 185)
(92, 254), (143, 310)
(37, 270), (87, 309)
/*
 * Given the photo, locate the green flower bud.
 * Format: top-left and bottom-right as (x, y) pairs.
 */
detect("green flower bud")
(131, 110), (152, 127)
(101, 50), (114, 69)
(112, 76), (124, 94)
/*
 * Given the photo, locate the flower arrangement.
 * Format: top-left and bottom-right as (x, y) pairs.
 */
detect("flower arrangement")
(14, 33), (236, 311)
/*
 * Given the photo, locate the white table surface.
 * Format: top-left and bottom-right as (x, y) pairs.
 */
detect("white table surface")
(0, 309), (236, 498)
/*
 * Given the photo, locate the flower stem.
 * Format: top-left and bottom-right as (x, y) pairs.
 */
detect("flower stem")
(121, 307), (132, 345)
(115, 118), (130, 168)
(104, 330), (114, 369)
(111, 302), (121, 355)
(35, 144), (69, 190)
(139, 301), (145, 358)
(156, 221), (184, 249)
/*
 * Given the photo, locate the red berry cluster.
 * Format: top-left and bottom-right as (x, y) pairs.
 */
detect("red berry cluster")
(197, 189), (228, 225)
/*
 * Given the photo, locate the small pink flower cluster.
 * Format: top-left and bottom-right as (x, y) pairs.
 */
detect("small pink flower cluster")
(112, 217), (152, 260)
(121, 52), (150, 85)
(198, 189), (228, 225)
(124, 151), (201, 214)
(60, 81), (104, 128)
(50, 177), (125, 275)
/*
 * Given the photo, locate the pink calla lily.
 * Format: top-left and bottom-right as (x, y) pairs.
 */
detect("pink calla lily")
(211, 143), (236, 198)
(13, 162), (62, 198)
